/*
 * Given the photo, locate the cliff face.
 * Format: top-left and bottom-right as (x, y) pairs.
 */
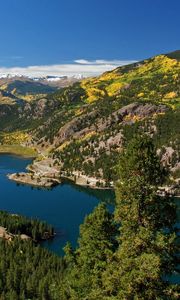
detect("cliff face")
(0, 51), (180, 182)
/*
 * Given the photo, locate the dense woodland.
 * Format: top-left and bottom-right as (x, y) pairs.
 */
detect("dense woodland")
(0, 239), (65, 300)
(0, 136), (179, 299)
(0, 211), (54, 241)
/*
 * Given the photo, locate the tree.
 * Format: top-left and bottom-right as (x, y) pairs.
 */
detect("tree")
(102, 135), (179, 299)
(62, 203), (117, 300)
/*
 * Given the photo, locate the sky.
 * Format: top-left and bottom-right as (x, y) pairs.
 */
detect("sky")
(0, 0), (179, 77)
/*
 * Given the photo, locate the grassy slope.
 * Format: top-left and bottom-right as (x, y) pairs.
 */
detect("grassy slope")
(0, 145), (37, 157)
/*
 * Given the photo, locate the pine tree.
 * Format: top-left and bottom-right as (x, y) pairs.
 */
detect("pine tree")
(62, 203), (117, 299)
(103, 135), (179, 299)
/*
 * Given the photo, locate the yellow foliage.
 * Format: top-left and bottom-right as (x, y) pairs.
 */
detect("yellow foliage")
(99, 72), (120, 82)
(173, 73), (179, 80)
(153, 112), (165, 118)
(0, 84), (8, 90)
(79, 53), (180, 104)
(164, 91), (177, 99)
(1, 131), (29, 145)
(82, 85), (106, 103)
(57, 141), (71, 151)
(78, 131), (96, 142)
(75, 108), (83, 116)
(137, 92), (144, 98)
(106, 82), (124, 96)
(149, 91), (156, 96)
(124, 114), (142, 122)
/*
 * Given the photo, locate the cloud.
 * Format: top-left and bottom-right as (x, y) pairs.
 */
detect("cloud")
(75, 59), (136, 66)
(0, 59), (137, 77)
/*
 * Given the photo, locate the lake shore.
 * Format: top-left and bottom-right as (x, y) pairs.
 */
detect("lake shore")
(8, 172), (61, 188)
(5, 150), (180, 194)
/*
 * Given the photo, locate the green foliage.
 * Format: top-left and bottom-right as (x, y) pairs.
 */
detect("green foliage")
(102, 136), (179, 299)
(0, 239), (65, 300)
(57, 136), (179, 300)
(0, 211), (65, 299)
(62, 203), (117, 299)
(0, 211), (54, 241)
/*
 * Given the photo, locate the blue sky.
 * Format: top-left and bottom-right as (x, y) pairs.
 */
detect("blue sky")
(0, 0), (179, 76)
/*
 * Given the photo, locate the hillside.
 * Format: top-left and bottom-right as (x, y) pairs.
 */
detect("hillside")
(0, 51), (180, 187)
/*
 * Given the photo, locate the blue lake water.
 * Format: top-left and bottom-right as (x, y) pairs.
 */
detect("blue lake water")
(0, 154), (114, 255)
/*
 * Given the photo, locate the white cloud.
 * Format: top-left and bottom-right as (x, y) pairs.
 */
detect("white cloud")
(75, 59), (136, 66)
(0, 59), (137, 77)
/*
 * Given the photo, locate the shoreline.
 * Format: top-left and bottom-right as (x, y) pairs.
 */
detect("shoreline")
(7, 171), (180, 196)
(61, 176), (114, 190)
(2, 151), (179, 195)
(8, 172), (61, 188)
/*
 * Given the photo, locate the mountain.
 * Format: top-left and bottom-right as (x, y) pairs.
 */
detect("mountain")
(166, 50), (180, 61)
(0, 51), (179, 186)
(0, 75), (80, 102)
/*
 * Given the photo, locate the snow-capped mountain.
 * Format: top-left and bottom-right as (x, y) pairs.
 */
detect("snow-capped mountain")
(0, 73), (84, 81)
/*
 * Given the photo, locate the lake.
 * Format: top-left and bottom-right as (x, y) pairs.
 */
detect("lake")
(0, 154), (114, 255)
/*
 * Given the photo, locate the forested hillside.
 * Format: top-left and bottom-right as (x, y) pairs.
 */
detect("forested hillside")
(0, 51), (180, 184)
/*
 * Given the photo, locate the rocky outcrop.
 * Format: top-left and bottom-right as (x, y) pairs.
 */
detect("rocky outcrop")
(53, 103), (168, 148)
(97, 103), (168, 129)
(54, 110), (98, 146)
(0, 226), (31, 242)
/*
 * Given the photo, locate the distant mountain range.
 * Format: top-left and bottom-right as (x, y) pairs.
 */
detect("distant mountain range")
(0, 74), (82, 99)
(0, 74), (84, 81)
(0, 50), (179, 185)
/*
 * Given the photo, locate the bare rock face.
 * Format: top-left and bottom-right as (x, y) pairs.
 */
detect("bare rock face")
(53, 103), (168, 148)
(112, 102), (168, 120)
(54, 111), (98, 146)
(161, 147), (175, 164)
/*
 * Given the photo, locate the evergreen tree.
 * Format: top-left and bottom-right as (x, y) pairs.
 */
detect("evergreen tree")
(103, 135), (179, 299)
(62, 203), (117, 299)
